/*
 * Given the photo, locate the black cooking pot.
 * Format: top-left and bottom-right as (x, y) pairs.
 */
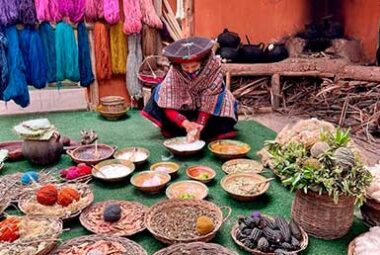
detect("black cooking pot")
(217, 28), (241, 48)
(266, 43), (289, 63)
(239, 35), (265, 63)
(219, 47), (240, 63)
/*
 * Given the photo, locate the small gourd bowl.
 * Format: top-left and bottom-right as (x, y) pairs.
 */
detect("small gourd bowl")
(208, 139), (251, 160)
(114, 147), (150, 166)
(186, 166), (216, 184)
(131, 171), (171, 193)
(150, 162), (180, 176)
(166, 180), (208, 200)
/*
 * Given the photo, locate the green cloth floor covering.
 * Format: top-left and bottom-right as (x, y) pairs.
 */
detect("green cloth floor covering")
(0, 110), (368, 255)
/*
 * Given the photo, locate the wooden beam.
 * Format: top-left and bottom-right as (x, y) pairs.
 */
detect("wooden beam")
(182, 0), (194, 37)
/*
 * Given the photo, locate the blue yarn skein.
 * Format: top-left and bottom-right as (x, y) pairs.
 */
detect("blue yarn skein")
(39, 22), (56, 83)
(0, 28), (8, 100)
(21, 171), (39, 185)
(55, 22), (80, 83)
(78, 22), (94, 87)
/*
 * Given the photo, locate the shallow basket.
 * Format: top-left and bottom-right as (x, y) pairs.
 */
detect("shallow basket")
(99, 96), (126, 112)
(80, 200), (148, 236)
(67, 144), (117, 165)
(153, 242), (238, 255)
(145, 199), (231, 245)
(231, 219), (309, 255)
(51, 234), (147, 255)
(138, 55), (169, 86)
(360, 196), (380, 226)
(291, 190), (355, 240)
(0, 196), (11, 214)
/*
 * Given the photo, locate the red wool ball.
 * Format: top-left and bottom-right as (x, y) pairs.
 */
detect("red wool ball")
(36, 184), (58, 206)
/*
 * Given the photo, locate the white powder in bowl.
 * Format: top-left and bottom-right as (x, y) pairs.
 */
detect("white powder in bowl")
(118, 151), (147, 162)
(96, 164), (132, 179)
(167, 140), (205, 152)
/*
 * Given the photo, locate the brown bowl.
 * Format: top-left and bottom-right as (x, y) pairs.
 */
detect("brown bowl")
(66, 144), (116, 165)
(92, 159), (135, 182)
(208, 140), (251, 160)
(163, 137), (206, 157)
(131, 171), (171, 193)
(221, 173), (270, 201)
(166, 180), (208, 200)
(186, 166), (216, 184)
(222, 159), (263, 175)
(114, 147), (150, 166)
(0, 140), (23, 161)
(150, 162), (180, 176)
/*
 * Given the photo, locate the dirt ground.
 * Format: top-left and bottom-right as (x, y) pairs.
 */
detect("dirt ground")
(245, 112), (379, 166)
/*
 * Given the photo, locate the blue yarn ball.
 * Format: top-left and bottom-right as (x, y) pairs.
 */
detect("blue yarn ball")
(21, 171), (39, 185)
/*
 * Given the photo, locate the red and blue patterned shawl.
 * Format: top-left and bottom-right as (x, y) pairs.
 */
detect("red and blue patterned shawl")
(156, 54), (237, 120)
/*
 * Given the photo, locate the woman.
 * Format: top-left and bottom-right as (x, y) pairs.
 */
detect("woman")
(141, 37), (238, 142)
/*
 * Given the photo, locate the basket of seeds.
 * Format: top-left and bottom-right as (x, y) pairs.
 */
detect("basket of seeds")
(50, 234), (147, 255)
(80, 200), (148, 236)
(0, 215), (63, 255)
(18, 183), (94, 220)
(153, 242), (238, 255)
(231, 212), (308, 255)
(145, 199), (231, 245)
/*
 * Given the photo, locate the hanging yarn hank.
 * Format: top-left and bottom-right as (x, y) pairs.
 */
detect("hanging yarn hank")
(39, 22), (57, 83)
(0, 0), (19, 26)
(140, 0), (163, 29)
(35, 0), (62, 22)
(78, 22), (94, 86)
(142, 24), (158, 57)
(93, 22), (112, 80)
(55, 22), (80, 83)
(85, 0), (104, 22)
(110, 23), (127, 74)
(123, 0), (142, 35)
(69, 0), (85, 23)
(17, 0), (37, 25)
(0, 29), (8, 100)
(104, 0), (120, 25)
(3, 26), (29, 107)
(18, 27), (47, 89)
(127, 34), (143, 99)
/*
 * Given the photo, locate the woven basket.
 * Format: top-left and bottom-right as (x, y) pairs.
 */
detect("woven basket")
(291, 190), (355, 239)
(153, 242), (238, 255)
(80, 200), (148, 236)
(99, 96), (126, 112)
(138, 55), (169, 86)
(0, 216), (63, 255)
(51, 234), (147, 255)
(18, 183), (94, 221)
(360, 197), (380, 226)
(0, 195), (10, 214)
(145, 199), (231, 245)
(231, 221), (309, 255)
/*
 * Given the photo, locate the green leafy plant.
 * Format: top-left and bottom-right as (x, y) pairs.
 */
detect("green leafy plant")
(267, 129), (372, 205)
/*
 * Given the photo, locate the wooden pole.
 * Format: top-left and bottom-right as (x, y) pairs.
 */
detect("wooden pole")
(182, 0), (194, 37)
(271, 74), (281, 109)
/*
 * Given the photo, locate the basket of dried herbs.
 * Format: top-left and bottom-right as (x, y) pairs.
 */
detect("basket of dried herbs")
(266, 128), (373, 239)
(0, 215), (63, 255)
(145, 199), (231, 244)
(231, 211), (308, 255)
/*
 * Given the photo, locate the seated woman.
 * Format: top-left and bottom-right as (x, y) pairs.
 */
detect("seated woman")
(141, 37), (238, 142)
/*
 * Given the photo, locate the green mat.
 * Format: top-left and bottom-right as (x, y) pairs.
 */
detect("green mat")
(0, 110), (367, 255)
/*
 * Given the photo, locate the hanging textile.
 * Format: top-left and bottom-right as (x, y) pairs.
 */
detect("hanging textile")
(19, 27), (47, 89)
(78, 22), (94, 87)
(39, 22), (56, 83)
(3, 26), (29, 107)
(0, 29), (8, 100)
(123, 0), (142, 35)
(55, 22), (80, 82)
(17, 0), (37, 25)
(104, 0), (120, 25)
(35, 0), (61, 22)
(110, 23), (127, 74)
(85, 0), (104, 22)
(93, 22), (112, 80)
(126, 34), (143, 99)
(0, 0), (19, 26)
(140, 0), (163, 29)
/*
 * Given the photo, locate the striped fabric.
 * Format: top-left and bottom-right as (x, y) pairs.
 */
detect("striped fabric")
(156, 54), (237, 120)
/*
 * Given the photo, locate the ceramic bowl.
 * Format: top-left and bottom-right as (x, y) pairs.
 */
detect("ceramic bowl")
(131, 171), (171, 193)
(186, 165), (216, 184)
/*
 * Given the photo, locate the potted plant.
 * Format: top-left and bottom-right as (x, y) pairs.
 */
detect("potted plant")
(267, 128), (372, 240)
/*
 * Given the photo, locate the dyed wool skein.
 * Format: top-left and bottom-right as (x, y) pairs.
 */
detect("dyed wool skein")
(0, 29), (8, 100)
(3, 26), (29, 107)
(103, 0), (120, 25)
(69, 0), (85, 23)
(123, 0), (142, 35)
(55, 22), (80, 83)
(78, 22), (94, 86)
(85, 0), (104, 22)
(17, 0), (37, 25)
(110, 23), (127, 74)
(0, 0), (19, 26)
(39, 22), (57, 83)
(93, 22), (112, 80)
(140, 0), (162, 29)
(35, 0), (62, 22)
(126, 34), (143, 99)
(18, 27), (47, 89)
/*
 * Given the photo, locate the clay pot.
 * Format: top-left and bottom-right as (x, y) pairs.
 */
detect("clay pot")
(22, 133), (63, 165)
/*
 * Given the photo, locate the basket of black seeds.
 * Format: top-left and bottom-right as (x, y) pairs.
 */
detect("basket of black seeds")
(231, 211), (308, 255)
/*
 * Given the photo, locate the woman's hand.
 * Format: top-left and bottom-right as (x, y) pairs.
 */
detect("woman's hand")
(182, 120), (204, 142)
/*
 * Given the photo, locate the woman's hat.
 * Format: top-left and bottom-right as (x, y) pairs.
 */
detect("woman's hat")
(163, 36), (215, 63)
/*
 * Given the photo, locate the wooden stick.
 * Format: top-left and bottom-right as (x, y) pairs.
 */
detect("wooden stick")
(182, 0), (194, 37)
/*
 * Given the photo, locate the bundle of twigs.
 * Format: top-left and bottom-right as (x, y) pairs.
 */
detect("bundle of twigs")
(279, 77), (380, 155)
(230, 77), (271, 115)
